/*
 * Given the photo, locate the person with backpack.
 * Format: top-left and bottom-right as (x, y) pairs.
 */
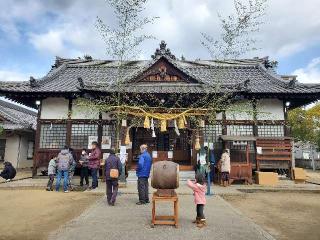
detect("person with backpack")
(55, 146), (74, 193)
(104, 149), (122, 206)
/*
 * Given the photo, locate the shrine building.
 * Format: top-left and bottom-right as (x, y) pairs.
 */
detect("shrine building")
(1, 41), (320, 180)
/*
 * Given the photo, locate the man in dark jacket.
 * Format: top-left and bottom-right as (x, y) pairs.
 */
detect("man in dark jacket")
(105, 149), (122, 206)
(88, 141), (101, 190)
(55, 146), (73, 192)
(0, 162), (16, 182)
(136, 144), (152, 205)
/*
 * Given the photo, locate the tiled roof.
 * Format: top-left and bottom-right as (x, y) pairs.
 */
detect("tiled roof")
(0, 100), (37, 130)
(0, 56), (319, 95)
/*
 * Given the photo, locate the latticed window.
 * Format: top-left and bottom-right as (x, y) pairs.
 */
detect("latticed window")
(40, 124), (67, 149)
(204, 125), (222, 142)
(71, 124), (98, 149)
(227, 125), (253, 136)
(102, 124), (116, 149)
(258, 125), (284, 137)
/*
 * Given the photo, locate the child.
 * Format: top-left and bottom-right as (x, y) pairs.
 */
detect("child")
(187, 172), (207, 228)
(219, 149), (230, 187)
(79, 148), (89, 187)
(46, 157), (57, 191)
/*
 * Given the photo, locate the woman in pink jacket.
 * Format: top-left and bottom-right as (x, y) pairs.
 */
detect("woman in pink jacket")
(187, 173), (207, 228)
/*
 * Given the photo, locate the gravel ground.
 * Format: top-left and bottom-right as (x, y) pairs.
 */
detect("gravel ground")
(49, 194), (274, 240)
(223, 192), (320, 240)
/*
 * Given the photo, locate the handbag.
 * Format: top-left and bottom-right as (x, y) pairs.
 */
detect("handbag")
(110, 168), (119, 179)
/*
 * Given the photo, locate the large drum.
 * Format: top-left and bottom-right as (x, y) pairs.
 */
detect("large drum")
(151, 161), (179, 189)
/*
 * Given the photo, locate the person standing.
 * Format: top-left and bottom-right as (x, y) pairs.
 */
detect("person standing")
(136, 144), (152, 205)
(88, 141), (101, 190)
(0, 161), (16, 182)
(105, 149), (122, 206)
(219, 149), (231, 187)
(46, 157), (57, 191)
(187, 173), (207, 228)
(68, 148), (77, 191)
(56, 146), (73, 192)
(79, 148), (89, 187)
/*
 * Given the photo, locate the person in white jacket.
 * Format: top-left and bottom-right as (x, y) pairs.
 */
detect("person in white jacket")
(219, 149), (231, 187)
(46, 157), (57, 191)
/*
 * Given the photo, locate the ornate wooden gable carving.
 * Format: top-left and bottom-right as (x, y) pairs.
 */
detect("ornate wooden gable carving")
(135, 41), (199, 83)
(139, 60), (185, 82)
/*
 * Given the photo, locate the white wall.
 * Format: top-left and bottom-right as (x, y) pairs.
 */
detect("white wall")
(257, 99), (284, 120)
(40, 97), (69, 119)
(4, 135), (19, 167)
(71, 102), (99, 119)
(3, 133), (33, 168)
(226, 100), (254, 120)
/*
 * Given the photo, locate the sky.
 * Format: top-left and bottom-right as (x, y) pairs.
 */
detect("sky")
(0, 0), (319, 84)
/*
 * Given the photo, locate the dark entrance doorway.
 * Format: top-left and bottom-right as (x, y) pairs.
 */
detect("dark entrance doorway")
(130, 127), (191, 168)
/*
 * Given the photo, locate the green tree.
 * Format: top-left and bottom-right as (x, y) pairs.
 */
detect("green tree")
(288, 103), (320, 148)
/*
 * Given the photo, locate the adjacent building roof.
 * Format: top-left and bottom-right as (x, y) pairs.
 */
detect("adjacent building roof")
(0, 41), (319, 107)
(0, 100), (37, 130)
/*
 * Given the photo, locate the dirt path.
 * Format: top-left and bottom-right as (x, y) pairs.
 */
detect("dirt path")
(0, 189), (102, 240)
(223, 192), (320, 240)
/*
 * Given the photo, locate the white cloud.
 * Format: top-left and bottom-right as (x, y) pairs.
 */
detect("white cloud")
(1, 0), (320, 61)
(292, 57), (320, 84)
(29, 30), (65, 55)
(0, 70), (30, 82)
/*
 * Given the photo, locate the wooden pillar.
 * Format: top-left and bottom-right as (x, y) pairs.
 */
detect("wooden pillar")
(65, 98), (72, 147)
(32, 100), (42, 177)
(283, 100), (289, 137)
(252, 99), (259, 171)
(98, 113), (103, 145)
(191, 130), (197, 167)
(222, 111), (227, 149)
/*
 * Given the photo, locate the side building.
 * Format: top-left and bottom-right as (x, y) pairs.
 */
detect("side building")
(0, 99), (36, 168)
(1, 41), (319, 179)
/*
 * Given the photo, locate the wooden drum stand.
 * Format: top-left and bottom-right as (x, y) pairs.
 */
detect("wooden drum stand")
(151, 190), (179, 228)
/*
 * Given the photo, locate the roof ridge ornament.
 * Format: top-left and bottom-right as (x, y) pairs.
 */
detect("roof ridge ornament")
(288, 79), (297, 89)
(77, 77), (85, 89)
(151, 40), (176, 60)
(29, 76), (38, 88)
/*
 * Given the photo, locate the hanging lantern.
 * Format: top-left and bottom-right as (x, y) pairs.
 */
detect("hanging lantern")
(195, 137), (201, 151)
(178, 116), (185, 129)
(199, 119), (205, 128)
(160, 119), (167, 132)
(121, 119), (127, 127)
(144, 116), (150, 129)
(125, 129), (130, 145)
